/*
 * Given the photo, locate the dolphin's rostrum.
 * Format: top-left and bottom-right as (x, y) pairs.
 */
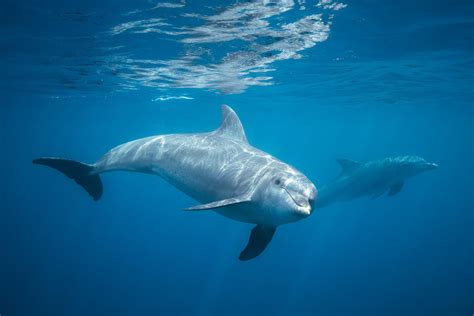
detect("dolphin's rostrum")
(33, 105), (317, 260)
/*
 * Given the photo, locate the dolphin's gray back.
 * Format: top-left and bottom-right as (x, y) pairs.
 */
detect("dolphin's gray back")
(94, 132), (279, 204)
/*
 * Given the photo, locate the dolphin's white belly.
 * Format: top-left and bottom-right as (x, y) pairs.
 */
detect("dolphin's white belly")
(94, 133), (278, 224)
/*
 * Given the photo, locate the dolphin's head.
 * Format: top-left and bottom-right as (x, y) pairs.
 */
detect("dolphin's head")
(392, 156), (438, 177)
(253, 166), (317, 224)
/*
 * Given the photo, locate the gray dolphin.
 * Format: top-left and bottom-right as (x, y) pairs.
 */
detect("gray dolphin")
(33, 105), (317, 260)
(316, 156), (438, 208)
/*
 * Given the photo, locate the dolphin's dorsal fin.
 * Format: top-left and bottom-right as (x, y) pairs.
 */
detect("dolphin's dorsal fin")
(213, 104), (248, 143)
(336, 158), (361, 175)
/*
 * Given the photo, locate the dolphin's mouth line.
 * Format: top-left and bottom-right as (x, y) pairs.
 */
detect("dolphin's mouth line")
(282, 186), (305, 208)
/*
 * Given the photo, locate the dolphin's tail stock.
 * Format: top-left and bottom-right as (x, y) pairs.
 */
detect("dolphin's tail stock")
(33, 157), (103, 201)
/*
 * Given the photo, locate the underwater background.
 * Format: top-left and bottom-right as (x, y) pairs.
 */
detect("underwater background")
(1, 0), (473, 315)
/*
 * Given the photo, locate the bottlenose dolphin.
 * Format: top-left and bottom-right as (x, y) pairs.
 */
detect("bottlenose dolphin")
(33, 105), (317, 260)
(316, 156), (438, 208)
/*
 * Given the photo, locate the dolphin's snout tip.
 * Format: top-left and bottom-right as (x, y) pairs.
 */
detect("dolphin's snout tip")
(308, 197), (316, 214)
(427, 162), (439, 170)
(299, 194), (315, 217)
(309, 186), (317, 211)
(296, 206), (312, 217)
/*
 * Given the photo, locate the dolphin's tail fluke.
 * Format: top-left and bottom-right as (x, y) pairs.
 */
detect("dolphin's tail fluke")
(33, 157), (103, 201)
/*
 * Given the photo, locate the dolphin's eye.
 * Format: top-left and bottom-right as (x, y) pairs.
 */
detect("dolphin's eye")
(274, 179), (281, 186)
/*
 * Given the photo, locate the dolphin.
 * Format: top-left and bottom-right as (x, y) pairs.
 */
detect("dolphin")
(316, 156), (438, 208)
(33, 105), (317, 260)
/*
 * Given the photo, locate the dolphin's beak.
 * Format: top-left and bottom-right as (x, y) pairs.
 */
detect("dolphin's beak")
(295, 204), (312, 217)
(283, 187), (315, 217)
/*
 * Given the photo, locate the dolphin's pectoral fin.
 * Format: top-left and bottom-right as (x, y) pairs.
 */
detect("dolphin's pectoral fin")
(184, 194), (251, 211)
(239, 225), (276, 261)
(388, 181), (404, 196)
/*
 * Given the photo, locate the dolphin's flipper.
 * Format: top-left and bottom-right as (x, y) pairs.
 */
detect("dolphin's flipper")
(388, 181), (404, 196)
(184, 194), (252, 211)
(239, 225), (276, 261)
(33, 157), (102, 201)
(336, 158), (361, 176)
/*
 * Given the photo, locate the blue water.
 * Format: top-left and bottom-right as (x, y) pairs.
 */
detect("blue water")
(1, 0), (473, 315)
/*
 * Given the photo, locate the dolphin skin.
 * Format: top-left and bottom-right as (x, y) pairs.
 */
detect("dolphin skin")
(316, 156), (438, 208)
(33, 105), (317, 260)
